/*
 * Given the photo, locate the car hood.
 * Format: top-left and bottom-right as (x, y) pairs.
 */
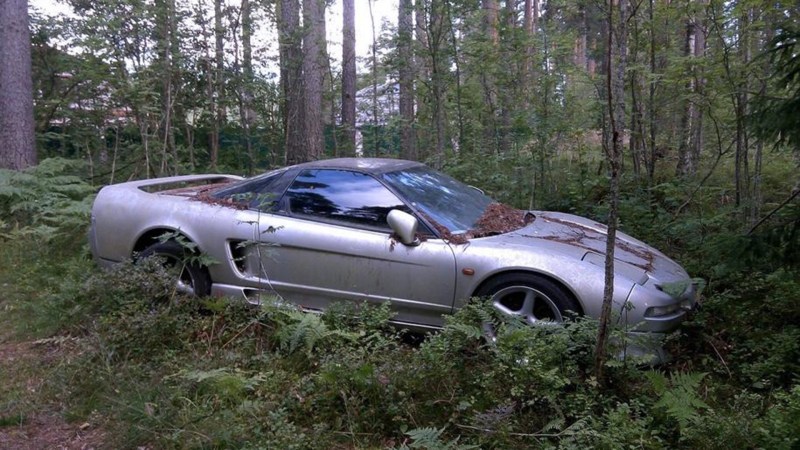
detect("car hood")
(476, 211), (689, 286)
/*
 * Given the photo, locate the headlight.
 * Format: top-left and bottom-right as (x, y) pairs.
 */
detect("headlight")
(645, 299), (693, 317)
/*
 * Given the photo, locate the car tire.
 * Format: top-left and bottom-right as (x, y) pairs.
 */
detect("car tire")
(138, 240), (211, 297)
(476, 273), (580, 325)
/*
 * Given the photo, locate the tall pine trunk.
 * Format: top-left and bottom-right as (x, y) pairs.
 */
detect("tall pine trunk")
(676, 6), (703, 177)
(241, 0), (255, 173)
(278, 0), (304, 164)
(341, 0), (357, 156)
(301, 0), (327, 162)
(398, 0), (417, 160)
(0, 0), (37, 170)
(209, 0), (225, 169)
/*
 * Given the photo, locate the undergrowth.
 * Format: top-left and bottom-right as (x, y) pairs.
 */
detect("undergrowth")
(0, 157), (798, 448)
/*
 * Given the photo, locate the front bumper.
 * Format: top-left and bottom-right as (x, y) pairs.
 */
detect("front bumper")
(626, 280), (698, 333)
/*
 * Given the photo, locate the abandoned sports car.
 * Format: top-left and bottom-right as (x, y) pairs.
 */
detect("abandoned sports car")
(89, 158), (697, 341)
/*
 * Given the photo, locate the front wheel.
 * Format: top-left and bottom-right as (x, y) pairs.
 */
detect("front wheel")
(476, 273), (580, 325)
(138, 240), (211, 297)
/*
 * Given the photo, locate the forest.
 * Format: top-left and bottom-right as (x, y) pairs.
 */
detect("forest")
(0, 0), (799, 447)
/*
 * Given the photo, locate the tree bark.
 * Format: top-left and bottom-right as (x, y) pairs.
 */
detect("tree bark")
(594, 0), (627, 384)
(300, 0), (327, 162)
(155, 0), (178, 175)
(0, 0), (37, 170)
(241, 0), (255, 173)
(676, 16), (698, 177)
(647, 0), (656, 181)
(368, 0), (379, 156)
(483, 0), (499, 46)
(209, 0), (225, 169)
(277, 0), (304, 164)
(398, 0), (417, 160)
(428, 0), (447, 167)
(480, 0), (500, 154)
(341, 0), (357, 156)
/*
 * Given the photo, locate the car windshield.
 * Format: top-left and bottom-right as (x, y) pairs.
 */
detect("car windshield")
(382, 166), (494, 233)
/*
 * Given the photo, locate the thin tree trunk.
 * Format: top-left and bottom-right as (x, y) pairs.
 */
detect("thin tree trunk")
(278, 0), (304, 164)
(210, 0), (225, 169)
(448, 1), (464, 153)
(241, 0), (255, 173)
(751, 20), (773, 224)
(676, 12), (698, 177)
(398, 0), (417, 160)
(691, 6), (706, 170)
(522, 0), (537, 107)
(429, 0), (447, 167)
(0, 0), (37, 170)
(498, 0), (516, 155)
(368, 0), (379, 156)
(481, 0), (500, 154)
(341, 0), (357, 156)
(647, 0), (656, 182)
(595, 0), (626, 384)
(415, 0), (430, 159)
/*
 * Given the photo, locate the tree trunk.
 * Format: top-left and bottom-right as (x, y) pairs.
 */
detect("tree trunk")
(301, 0), (327, 162)
(498, 0), (517, 155)
(368, 0), (379, 157)
(448, 1), (465, 153)
(155, 0), (177, 175)
(415, 0), (430, 159)
(647, 0), (656, 181)
(278, 0), (304, 164)
(691, 9), (705, 170)
(341, 0), (357, 156)
(483, 0), (499, 46)
(398, 0), (417, 160)
(429, 0), (447, 167)
(480, 0), (500, 154)
(574, 4), (587, 70)
(241, 0), (255, 173)
(0, 0), (37, 170)
(522, 0), (537, 105)
(594, 0), (627, 384)
(676, 17), (698, 177)
(209, 0), (225, 169)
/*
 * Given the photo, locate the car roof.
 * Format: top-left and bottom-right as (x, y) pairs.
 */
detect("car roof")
(290, 158), (424, 174)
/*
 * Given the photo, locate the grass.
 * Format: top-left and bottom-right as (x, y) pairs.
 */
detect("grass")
(0, 154), (798, 448)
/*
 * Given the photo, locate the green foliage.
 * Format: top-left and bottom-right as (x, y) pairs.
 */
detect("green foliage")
(0, 158), (94, 244)
(398, 426), (478, 450)
(750, 24), (800, 153)
(646, 371), (711, 434)
(275, 308), (358, 356)
(694, 269), (800, 388)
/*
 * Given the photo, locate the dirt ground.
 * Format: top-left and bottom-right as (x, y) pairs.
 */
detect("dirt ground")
(0, 340), (106, 450)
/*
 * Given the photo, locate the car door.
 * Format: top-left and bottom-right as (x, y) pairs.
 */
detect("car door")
(252, 169), (458, 328)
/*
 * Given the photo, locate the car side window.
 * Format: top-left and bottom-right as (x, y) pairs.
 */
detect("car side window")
(284, 169), (407, 230)
(212, 170), (289, 211)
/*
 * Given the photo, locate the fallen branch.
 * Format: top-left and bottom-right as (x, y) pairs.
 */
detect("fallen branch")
(747, 187), (800, 235)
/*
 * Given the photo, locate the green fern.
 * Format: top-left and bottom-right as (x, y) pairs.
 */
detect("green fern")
(275, 310), (357, 356)
(399, 426), (478, 450)
(646, 370), (711, 433)
(0, 158), (94, 241)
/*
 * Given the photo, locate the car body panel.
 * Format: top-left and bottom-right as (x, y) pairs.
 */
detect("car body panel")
(90, 158), (697, 334)
(230, 210), (457, 326)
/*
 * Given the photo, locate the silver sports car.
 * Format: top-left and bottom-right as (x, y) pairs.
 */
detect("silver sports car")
(90, 158), (696, 336)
